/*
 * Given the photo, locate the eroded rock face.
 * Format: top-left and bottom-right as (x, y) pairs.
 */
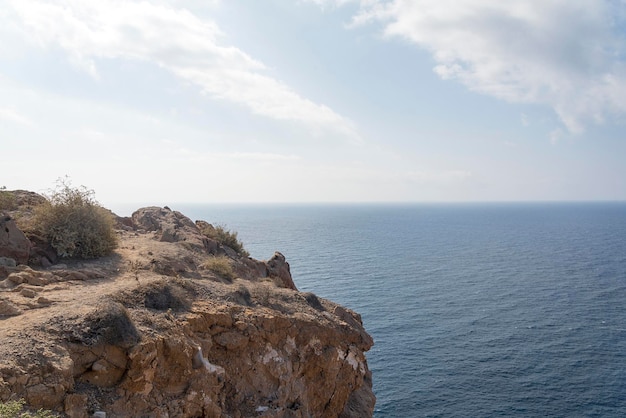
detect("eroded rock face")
(1, 292), (374, 417)
(0, 214), (31, 265)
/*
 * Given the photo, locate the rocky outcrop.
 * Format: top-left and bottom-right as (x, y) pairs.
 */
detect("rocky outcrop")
(0, 214), (31, 265)
(10, 190), (47, 208)
(265, 252), (297, 290)
(0, 201), (375, 417)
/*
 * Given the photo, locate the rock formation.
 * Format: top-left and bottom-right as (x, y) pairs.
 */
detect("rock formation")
(0, 214), (31, 265)
(0, 193), (375, 417)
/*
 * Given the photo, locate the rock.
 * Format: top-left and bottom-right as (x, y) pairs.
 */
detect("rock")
(37, 296), (53, 305)
(7, 269), (47, 287)
(0, 298), (21, 316)
(0, 214), (31, 265)
(340, 370), (376, 418)
(20, 287), (38, 298)
(81, 356), (126, 387)
(10, 190), (47, 208)
(265, 251), (297, 290)
(23, 348), (74, 408)
(213, 331), (249, 350)
(64, 393), (89, 418)
(26, 233), (58, 267)
(131, 207), (210, 252)
(0, 256), (16, 267)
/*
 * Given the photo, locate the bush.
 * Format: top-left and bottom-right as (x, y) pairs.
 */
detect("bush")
(0, 399), (57, 417)
(201, 256), (236, 281)
(143, 282), (191, 312)
(82, 301), (141, 348)
(199, 223), (249, 257)
(0, 187), (16, 211)
(32, 180), (117, 258)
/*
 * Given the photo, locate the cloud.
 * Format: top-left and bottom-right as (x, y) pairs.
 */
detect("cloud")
(0, 106), (31, 125)
(316, 0), (626, 134)
(6, 0), (358, 139)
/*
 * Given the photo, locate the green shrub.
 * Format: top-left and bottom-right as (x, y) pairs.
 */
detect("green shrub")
(32, 180), (117, 258)
(199, 223), (249, 257)
(0, 187), (16, 211)
(0, 399), (57, 417)
(201, 256), (236, 281)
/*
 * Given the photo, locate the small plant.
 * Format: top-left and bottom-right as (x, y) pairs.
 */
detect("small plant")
(0, 186), (16, 211)
(82, 301), (141, 348)
(0, 399), (57, 417)
(201, 256), (236, 281)
(199, 223), (249, 257)
(31, 178), (117, 258)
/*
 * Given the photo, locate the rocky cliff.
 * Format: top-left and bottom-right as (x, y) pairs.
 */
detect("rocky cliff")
(0, 195), (375, 417)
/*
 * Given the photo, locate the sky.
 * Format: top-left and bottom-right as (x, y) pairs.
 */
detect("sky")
(1, 0), (626, 212)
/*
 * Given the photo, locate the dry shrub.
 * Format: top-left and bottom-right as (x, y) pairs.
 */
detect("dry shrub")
(143, 282), (191, 312)
(32, 180), (117, 258)
(228, 282), (253, 306)
(201, 256), (236, 281)
(82, 301), (140, 348)
(0, 187), (16, 211)
(199, 223), (249, 257)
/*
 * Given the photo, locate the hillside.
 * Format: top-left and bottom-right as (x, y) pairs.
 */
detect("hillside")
(0, 191), (374, 417)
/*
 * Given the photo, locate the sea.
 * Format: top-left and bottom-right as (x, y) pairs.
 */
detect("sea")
(172, 202), (626, 417)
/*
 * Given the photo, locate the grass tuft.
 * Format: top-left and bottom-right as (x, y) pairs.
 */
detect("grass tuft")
(201, 256), (236, 281)
(0, 186), (16, 211)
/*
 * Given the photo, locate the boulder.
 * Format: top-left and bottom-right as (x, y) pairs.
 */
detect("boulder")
(265, 251), (297, 290)
(27, 233), (58, 267)
(0, 214), (30, 265)
(131, 207), (208, 249)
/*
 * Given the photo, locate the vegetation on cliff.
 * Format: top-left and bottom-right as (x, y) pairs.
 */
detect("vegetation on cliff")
(0, 399), (56, 417)
(198, 222), (249, 257)
(0, 187), (16, 211)
(29, 180), (117, 259)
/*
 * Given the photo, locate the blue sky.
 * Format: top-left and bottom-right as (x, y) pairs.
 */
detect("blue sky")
(1, 0), (625, 211)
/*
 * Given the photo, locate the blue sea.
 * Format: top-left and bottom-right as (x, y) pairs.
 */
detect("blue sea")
(176, 203), (626, 417)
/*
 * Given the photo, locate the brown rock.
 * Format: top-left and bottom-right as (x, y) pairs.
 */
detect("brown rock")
(10, 190), (47, 208)
(213, 331), (249, 350)
(0, 214), (30, 265)
(64, 393), (89, 418)
(265, 251), (297, 290)
(26, 233), (58, 267)
(20, 287), (38, 298)
(0, 298), (21, 316)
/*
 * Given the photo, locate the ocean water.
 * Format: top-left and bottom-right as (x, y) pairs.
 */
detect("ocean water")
(176, 203), (626, 417)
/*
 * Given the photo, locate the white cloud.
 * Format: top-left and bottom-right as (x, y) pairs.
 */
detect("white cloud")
(0, 106), (31, 125)
(219, 152), (301, 161)
(6, 0), (358, 139)
(316, 0), (626, 134)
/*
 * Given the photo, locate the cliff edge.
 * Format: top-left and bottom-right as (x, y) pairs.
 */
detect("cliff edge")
(0, 195), (374, 417)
